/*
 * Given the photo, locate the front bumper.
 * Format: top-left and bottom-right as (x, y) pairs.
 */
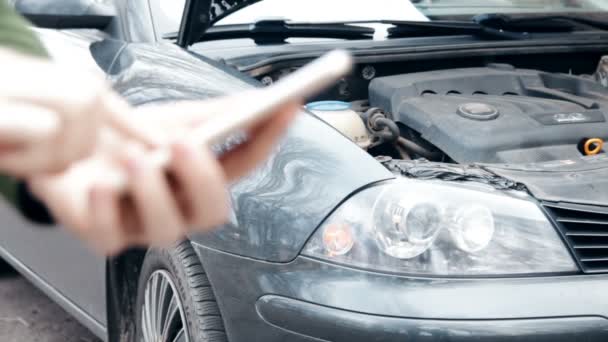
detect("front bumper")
(193, 243), (608, 342)
(257, 295), (608, 341)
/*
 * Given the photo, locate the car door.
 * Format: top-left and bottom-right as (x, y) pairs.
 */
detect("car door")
(0, 28), (123, 334)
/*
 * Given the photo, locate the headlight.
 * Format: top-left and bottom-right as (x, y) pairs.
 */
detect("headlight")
(302, 179), (577, 276)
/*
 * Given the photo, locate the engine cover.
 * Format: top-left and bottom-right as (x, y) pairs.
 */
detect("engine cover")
(369, 65), (608, 164)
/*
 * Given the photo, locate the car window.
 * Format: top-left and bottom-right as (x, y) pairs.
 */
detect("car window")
(148, 0), (186, 39)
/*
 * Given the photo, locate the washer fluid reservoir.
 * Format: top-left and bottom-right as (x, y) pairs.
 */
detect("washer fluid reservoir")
(306, 101), (371, 149)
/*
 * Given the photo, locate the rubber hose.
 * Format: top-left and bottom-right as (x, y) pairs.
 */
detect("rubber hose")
(361, 107), (382, 124)
(397, 137), (442, 160)
(372, 117), (400, 142)
(395, 144), (412, 160)
(374, 130), (397, 141)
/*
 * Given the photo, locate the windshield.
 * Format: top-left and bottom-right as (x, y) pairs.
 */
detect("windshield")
(150, 0), (427, 39)
(413, 0), (608, 17)
(150, 0), (608, 39)
(215, 0), (427, 24)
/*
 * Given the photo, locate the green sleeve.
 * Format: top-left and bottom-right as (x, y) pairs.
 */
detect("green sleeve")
(0, 1), (49, 57)
(0, 0), (53, 223)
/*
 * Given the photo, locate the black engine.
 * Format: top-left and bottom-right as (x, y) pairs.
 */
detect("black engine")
(369, 65), (608, 164)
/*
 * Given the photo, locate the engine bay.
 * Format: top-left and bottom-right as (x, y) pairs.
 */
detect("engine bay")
(293, 56), (608, 166)
(368, 64), (608, 164)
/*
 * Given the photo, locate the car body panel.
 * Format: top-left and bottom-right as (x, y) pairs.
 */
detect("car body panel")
(0, 28), (115, 330)
(106, 40), (394, 261)
(11, 0), (115, 16)
(488, 159), (608, 206)
(0, 209), (107, 338)
(192, 113), (393, 261)
(105, 41), (256, 104)
(0, 1), (391, 337)
(0, 9), (393, 334)
(5, 1), (608, 341)
(256, 295), (608, 342)
(194, 242), (608, 342)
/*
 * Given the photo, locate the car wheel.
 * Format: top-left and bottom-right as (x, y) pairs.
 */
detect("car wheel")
(135, 241), (227, 342)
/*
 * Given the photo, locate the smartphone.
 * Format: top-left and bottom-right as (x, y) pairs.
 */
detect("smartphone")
(108, 49), (354, 188)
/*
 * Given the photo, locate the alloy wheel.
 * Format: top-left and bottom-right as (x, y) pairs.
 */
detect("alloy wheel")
(140, 270), (190, 342)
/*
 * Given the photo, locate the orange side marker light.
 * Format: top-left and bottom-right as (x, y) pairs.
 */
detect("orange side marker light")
(322, 223), (355, 257)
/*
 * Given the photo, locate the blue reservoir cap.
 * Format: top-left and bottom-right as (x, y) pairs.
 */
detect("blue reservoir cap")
(306, 101), (351, 112)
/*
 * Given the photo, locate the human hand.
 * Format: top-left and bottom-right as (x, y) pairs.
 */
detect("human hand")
(130, 94), (301, 181)
(0, 48), (157, 177)
(27, 101), (299, 255)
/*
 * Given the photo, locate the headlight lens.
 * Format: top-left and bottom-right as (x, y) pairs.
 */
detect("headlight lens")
(302, 179), (577, 276)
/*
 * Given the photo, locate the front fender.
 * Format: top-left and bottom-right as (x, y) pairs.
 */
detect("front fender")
(190, 113), (393, 262)
(105, 40), (393, 262)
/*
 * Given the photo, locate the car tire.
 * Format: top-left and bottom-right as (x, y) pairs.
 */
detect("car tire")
(135, 241), (227, 342)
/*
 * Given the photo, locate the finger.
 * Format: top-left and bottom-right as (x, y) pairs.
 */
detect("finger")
(0, 101), (59, 143)
(103, 92), (167, 147)
(123, 146), (186, 246)
(170, 141), (229, 229)
(219, 102), (300, 181)
(0, 139), (82, 176)
(0, 50), (108, 109)
(89, 185), (129, 255)
(27, 171), (91, 236)
(0, 50), (162, 148)
(54, 93), (104, 169)
(0, 145), (54, 176)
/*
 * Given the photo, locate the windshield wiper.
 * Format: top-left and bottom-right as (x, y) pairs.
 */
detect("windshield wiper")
(164, 19), (374, 45)
(475, 14), (608, 32)
(163, 14), (608, 43)
(387, 14), (608, 40)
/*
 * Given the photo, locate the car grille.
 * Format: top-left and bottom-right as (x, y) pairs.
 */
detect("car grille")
(544, 202), (608, 274)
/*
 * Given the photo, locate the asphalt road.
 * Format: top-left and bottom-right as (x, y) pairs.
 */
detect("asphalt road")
(0, 260), (101, 342)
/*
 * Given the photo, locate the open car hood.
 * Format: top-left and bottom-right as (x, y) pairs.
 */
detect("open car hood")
(178, 0), (262, 46)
